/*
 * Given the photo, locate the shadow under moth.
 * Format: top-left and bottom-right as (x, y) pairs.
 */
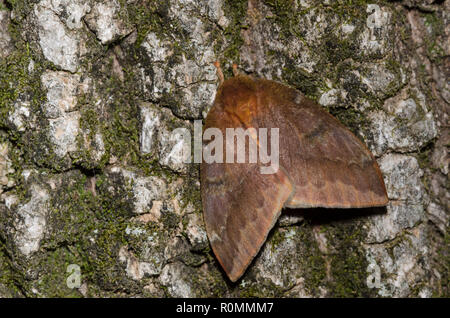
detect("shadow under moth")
(200, 63), (388, 282)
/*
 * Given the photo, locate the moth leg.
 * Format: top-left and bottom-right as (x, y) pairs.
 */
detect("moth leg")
(213, 61), (224, 84)
(232, 63), (239, 77)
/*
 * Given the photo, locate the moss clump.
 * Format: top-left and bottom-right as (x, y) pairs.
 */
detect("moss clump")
(0, 44), (45, 132)
(86, 50), (184, 178)
(237, 277), (285, 298)
(321, 33), (358, 64)
(235, 223), (327, 297)
(282, 62), (325, 98)
(0, 4), (69, 175)
(438, 227), (449, 297)
(0, 237), (25, 297)
(296, 209), (380, 297)
(294, 224), (328, 295)
(383, 58), (407, 99)
(126, 0), (177, 48)
(430, 224), (449, 297)
(72, 106), (109, 171)
(34, 248), (84, 298)
(422, 11), (445, 63)
(0, 43), (53, 181)
(416, 140), (436, 173)
(263, 0), (302, 40)
(160, 209), (180, 231)
(327, 106), (370, 138)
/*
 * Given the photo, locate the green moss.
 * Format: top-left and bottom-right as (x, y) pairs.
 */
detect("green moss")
(72, 106), (109, 170)
(294, 224), (327, 295)
(328, 0), (380, 14)
(328, 106), (370, 138)
(323, 218), (376, 297)
(383, 58), (407, 99)
(1, 0), (444, 298)
(35, 248), (84, 298)
(438, 227), (449, 297)
(268, 229), (287, 251)
(26, 124), (73, 172)
(4, 0), (33, 22)
(322, 34), (358, 64)
(35, 170), (139, 294)
(179, 173), (202, 213)
(416, 141), (436, 173)
(87, 53), (185, 178)
(215, 0), (248, 75)
(334, 62), (369, 103)
(422, 11), (445, 63)
(160, 210), (179, 230)
(0, 44), (43, 131)
(0, 1), (75, 175)
(202, 268), (229, 297)
(94, 70), (142, 169)
(236, 224), (327, 297)
(264, 0), (302, 40)
(0, 31), (52, 178)
(126, 0), (178, 48)
(238, 278), (285, 298)
(282, 62), (325, 98)
(0, 238), (26, 297)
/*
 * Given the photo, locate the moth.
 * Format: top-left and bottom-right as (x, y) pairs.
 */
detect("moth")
(201, 62), (388, 282)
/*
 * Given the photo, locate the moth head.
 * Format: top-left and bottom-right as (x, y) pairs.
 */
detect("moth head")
(225, 77), (257, 108)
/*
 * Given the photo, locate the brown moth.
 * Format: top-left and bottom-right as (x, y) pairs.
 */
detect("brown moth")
(200, 62), (388, 282)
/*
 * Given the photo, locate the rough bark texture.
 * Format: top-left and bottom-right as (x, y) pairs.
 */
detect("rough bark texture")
(0, 0), (448, 297)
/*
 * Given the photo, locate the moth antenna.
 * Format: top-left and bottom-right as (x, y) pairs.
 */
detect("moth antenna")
(232, 63), (239, 77)
(213, 61), (224, 84)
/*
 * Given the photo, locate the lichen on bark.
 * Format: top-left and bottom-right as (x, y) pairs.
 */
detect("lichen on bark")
(0, 0), (448, 297)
